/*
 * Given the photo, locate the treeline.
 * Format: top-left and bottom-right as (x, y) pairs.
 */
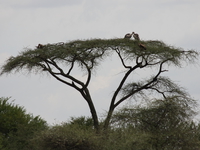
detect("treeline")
(1, 97), (200, 150)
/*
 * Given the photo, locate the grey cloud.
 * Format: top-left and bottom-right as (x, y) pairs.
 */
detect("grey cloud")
(2, 0), (84, 9)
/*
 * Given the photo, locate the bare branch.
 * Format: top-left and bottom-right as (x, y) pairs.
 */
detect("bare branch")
(41, 57), (86, 88)
(149, 87), (167, 99)
(114, 59), (170, 108)
(104, 63), (141, 128)
(81, 61), (92, 88)
(115, 48), (132, 69)
(44, 63), (75, 88)
(67, 61), (74, 75)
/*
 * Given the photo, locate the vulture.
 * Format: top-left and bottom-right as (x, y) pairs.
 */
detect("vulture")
(124, 32), (134, 39)
(133, 32), (140, 41)
(139, 43), (146, 50)
(124, 32), (147, 50)
(133, 32), (146, 50)
(37, 44), (45, 49)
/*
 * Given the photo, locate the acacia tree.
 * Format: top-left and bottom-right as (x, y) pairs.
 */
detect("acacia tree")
(0, 38), (198, 131)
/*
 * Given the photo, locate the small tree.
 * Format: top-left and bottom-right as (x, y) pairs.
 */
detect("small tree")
(0, 38), (198, 131)
(0, 97), (47, 149)
(110, 97), (199, 149)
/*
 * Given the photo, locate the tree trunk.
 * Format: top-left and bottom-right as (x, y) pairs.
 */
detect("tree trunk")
(88, 99), (99, 131)
(103, 107), (114, 130)
(80, 88), (100, 132)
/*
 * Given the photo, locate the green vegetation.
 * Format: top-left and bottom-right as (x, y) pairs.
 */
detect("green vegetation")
(110, 97), (199, 150)
(0, 38), (198, 131)
(0, 97), (47, 149)
(0, 38), (199, 149)
(0, 97), (200, 149)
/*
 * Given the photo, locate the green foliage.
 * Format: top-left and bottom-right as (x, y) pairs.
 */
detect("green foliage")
(0, 133), (4, 150)
(0, 97), (27, 136)
(0, 97), (47, 149)
(0, 39), (198, 75)
(30, 112), (200, 150)
(0, 38), (199, 131)
(0, 95), (193, 150)
(67, 116), (94, 130)
(110, 97), (200, 150)
(31, 121), (102, 150)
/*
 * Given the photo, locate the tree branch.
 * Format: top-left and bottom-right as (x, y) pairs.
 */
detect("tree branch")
(114, 59), (170, 108)
(115, 48), (132, 69)
(82, 61), (92, 88)
(67, 60), (75, 75)
(104, 63), (140, 128)
(40, 57), (85, 90)
(47, 67), (77, 89)
(149, 87), (167, 99)
(136, 55), (148, 68)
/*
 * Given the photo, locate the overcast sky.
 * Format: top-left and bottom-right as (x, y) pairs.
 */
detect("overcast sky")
(0, 0), (200, 124)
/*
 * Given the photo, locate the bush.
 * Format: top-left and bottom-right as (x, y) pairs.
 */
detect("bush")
(0, 97), (47, 149)
(31, 122), (102, 150)
(109, 97), (200, 150)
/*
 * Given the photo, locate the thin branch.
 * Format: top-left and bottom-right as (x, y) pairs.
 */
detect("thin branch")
(44, 61), (82, 91)
(46, 65), (75, 88)
(50, 59), (86, 87)
(42, 58), (85, 88)
(147, 61), (161, 66)
(114, 59), (170, 108)
(153, 59), (170, 80)
(115, 48), (132, 69)
(109, 64), (140, 112)
(114, 87), (144, 108)
(67, 61), (75, 75)
(81, 61), (92, 88)
(136, 56), (142, 66)
(50, 59), (65, 74)
(135, 55), (148, 68)
(149, 87), (167, 99)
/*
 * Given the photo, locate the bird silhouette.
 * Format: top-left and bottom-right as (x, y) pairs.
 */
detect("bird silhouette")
(124, 32), (146, 50)
(139, 43), (146, 50)
(124, 32), (134, 39)
(133, 32), (140, 41)
(133, 32), (146, 50)
(37, 44), (45, 49)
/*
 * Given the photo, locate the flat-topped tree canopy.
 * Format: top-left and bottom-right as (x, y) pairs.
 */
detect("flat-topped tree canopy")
(0, 38), (198, 131)
(0, 38), (198, 75)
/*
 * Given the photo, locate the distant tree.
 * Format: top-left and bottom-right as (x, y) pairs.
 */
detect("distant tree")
(0, 38), (198, 131)
(111, 97), (200, 149)
(0, 97), (47, 149)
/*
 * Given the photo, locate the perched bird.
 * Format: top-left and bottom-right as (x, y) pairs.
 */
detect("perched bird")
(125, 31), (146, 50)
(133, 32), (140, 41)
(139, 43), (146, 50)
(37, 44), (45, 49)
(133, 32), (146, 50)
(124, 32), (134, 39)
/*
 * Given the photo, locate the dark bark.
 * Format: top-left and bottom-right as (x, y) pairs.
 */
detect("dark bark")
(79, 87), (99, 131)
(103, 57), (170, 130)
(38, 57), (100, 131)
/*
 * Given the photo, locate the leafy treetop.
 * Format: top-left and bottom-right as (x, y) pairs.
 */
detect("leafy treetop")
(0, 38), (198, 131)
